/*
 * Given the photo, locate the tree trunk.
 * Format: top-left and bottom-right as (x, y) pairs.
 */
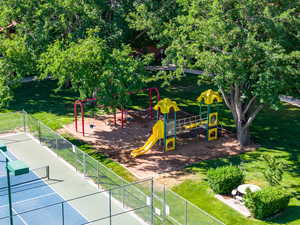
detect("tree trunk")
(219, 86), (265, 147)
(237, 124), (251, 147)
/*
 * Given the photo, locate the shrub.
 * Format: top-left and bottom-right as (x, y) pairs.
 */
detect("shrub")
(261, 155), (284, 186)
(244, 186), (291, 219)
(207, 165), (244, 194)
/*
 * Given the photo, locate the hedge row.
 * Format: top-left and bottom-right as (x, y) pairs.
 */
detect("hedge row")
(207, 165), (291, 219)
(244, 186), (291, 219)
(207, 165), (244, 194)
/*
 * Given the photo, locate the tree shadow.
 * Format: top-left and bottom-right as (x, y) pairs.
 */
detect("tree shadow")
(265, 205), (300, 224)
(8, 80), (78, 116)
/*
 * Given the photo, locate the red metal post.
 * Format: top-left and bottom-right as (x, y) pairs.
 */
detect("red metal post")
(74, 103), (78, 132)
(74, 98), (97, 136)
(149, 88), (153, 120)
(154, 88), (160, 101)
(121, 108), (124, 128)
(81, 103), (85, 136)
(148, 88), (160, 120)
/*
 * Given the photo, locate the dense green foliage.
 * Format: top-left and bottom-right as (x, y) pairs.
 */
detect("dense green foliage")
(207, 165), (244, 194)
(244, 186), (291, 219)
(39, 30), (151, 109)
(0, 0), (147, 108)
(0, 36), (35, 107)
(129, 0), (300, 145)
(261, 155), (285, 186)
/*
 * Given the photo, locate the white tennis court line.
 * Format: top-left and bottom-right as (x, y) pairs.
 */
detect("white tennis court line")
(0, 192), (57, 209)
(6, 133), (90, 223)
(0, 176), (48, 190)
(12, 207), (29, 225)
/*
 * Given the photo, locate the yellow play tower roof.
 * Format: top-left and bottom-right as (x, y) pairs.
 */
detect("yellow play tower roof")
(154, 98), (180, 114)
(197, 89), (222, 105)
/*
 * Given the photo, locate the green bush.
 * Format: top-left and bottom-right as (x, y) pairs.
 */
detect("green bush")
(207, 165), (244, 194)
(244, 186), (291, 219)
(261, 155), (284, 186)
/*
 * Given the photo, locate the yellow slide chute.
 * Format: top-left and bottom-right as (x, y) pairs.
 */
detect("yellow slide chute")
(130, 120), (164, 158)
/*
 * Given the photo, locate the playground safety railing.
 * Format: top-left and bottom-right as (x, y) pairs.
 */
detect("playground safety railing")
(0, 111), (225, 225)
(175, 114), (207, 134)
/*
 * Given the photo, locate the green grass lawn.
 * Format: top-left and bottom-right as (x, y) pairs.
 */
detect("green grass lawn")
(172, 105), (300, 224)
(1, 79), (299, 225)
(6, 80), (77, 130)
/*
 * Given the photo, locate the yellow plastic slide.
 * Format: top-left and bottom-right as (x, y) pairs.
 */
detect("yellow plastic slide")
(131, 120), (164, 158)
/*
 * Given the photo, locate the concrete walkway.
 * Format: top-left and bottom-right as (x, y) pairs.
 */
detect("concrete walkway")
(280, 95), (300, 108)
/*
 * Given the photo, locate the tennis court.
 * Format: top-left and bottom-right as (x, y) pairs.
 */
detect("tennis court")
(0, 151), (87, 225)
(0, 133), (150, 225)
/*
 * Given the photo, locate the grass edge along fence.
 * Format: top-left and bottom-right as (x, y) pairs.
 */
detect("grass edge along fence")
(1, 111), (225, 225)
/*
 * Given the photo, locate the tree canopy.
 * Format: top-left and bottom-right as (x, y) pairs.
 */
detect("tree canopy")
(129, 0), (300, 145)
(0, 0), (148, 108)
(39, 30), (152, 110)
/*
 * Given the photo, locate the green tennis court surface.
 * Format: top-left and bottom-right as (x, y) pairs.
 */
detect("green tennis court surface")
(0, 133), (149, 225)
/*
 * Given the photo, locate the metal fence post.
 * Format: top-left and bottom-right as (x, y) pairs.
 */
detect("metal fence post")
(62, 202), (65, 225)
(22, 111), (26, 133)
(83, 153), (86, 176)
(109, 190), (112, 225)
(151, 179), (154, 225)
(46, 166), (50, 180)
(185, 200), (188, 225)
(122, 180), (125, 208)
(55, 137), (58, 152)
(38, 121), (41, 143)
(163, 185), (166, 225)
(97, 163), (100, 190)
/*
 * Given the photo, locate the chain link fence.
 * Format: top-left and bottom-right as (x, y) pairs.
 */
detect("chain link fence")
(0, 111), (225, 225)
(0, 179), (154, 225)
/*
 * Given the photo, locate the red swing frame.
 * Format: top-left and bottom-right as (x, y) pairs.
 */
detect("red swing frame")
(74, 88), (160, 136)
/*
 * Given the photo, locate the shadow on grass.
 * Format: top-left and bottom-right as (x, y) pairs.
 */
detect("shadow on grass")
(8, 80), (78, 116)
(266, 205), (300, 224)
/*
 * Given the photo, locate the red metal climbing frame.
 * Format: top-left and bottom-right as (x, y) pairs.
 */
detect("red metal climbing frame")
(74, 98), (97, 136)
(74, 88), (160, 136)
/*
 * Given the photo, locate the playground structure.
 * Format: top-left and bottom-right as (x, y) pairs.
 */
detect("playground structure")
(131, 89), (223, 158)
(74, 88), (160, 136)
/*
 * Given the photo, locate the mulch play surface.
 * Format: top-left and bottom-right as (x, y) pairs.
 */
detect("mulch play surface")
(63, 111), (256, 181)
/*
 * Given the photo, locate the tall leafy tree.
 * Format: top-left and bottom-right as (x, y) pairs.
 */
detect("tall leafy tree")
(0, 0), (143, 107)
(39, 30), (152, 111)
(129, 0), (300, 146)
(0, 36), (35, 107)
